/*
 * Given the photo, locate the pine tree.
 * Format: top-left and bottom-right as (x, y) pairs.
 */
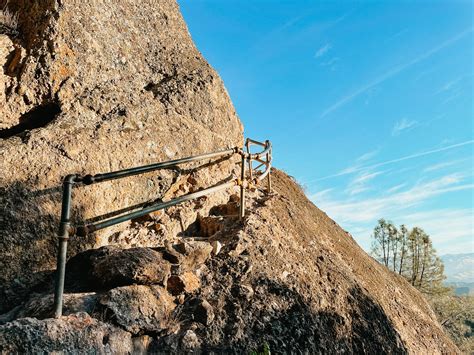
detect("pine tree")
(370, 221), (448, 295)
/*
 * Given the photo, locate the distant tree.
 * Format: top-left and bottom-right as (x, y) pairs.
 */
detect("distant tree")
(371, 219), (392, 268)
(371, 220), (448, 295)
(397, 224), (408, 275)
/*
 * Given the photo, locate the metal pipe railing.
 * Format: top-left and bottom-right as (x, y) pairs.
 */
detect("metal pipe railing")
(53, 139), (272, 317)
(74, 180), (237, 236)
(77, 148), (238, 185)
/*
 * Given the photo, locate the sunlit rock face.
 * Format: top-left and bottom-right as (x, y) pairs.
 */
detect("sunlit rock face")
(0, 0), (243, 312)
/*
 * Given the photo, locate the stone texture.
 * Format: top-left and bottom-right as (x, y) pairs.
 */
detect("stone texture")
(0, 1), (460, 354)
(167, 272), (201, 296)
(192, 298), (214, 326)
(99, 285), (175, 334)
(198, 215), (224, 237)
(0, 313), (132, 353)
(0, 292), (99, 323)
(181, 329), (201, 350)
(157, 170), (458, 354)
(65, 246), (171, 291)
(93, 247), (171, 289)
(0, 0), (243, 313)
(173, 240), (213, 272)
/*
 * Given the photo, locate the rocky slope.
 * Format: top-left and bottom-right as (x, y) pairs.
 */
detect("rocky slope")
(0, 0), (459, 353)
(0, 0), (242, 313)
(0, 170), (458, 353)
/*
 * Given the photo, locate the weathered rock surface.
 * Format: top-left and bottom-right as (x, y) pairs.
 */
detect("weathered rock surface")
(173, 240), (213, 272)
(152, 170), (459, 354)
(0, 292), (98, 323)
(92, 247), (171, 289)
(0, 170), (460, 353)
(167, 272), (201, 296)
(0, 0), (243, 312)
(99, 285), (175, 335)
(0, 313), (133, 353)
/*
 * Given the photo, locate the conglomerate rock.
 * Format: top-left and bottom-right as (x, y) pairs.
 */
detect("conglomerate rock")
(0, 0), (243, 312)
(0, 313), (133, 353)
(152, 170), (459, 354)
(99, 285), (175, 335)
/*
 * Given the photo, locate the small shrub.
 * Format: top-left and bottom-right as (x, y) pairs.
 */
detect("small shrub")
(250, 341), (271, 355)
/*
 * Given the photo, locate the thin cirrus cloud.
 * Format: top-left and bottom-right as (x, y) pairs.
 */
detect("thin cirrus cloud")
(312, 172), (472, 224)
(392, 118), (418, 136)
(310, 168), (473, 253)
(307, 139), (474, 183)
(346, 170), (384, 195)
(423, 158), (470, 173)
(320, 27), (473, 118)
(315, 43), (331, 58)
(402, 209), (473, 247)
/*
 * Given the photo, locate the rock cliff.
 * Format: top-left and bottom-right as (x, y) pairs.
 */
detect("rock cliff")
(0, 0), (459, 353)
(0, 0), (242, 312)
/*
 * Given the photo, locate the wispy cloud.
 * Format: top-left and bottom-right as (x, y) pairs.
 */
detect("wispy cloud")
(434, 74), (473, 96)
(320, 27), (473, 118)
(254, 11), (351, 61)
(310, 188), (334, 201)
(423, 158), (469, 173)
(386, 183), (406, 194)
(387, 28), (409, 42)
(402, 209), (473, 247)
(356, 149), (379, 163)
(314, 173), (472, 224)
(320, 57), (339, 67)
(307, 140), (474, 183)
(392, 118), (418, 136)
(315, 43), (331, 58)
(346, 170), (384, 195)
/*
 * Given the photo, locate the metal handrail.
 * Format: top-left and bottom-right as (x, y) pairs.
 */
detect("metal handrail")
(53, 138), (272, 317)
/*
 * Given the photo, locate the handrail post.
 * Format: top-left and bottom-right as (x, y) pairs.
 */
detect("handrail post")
(266, 145), (272, 193)
(239, 154), (246, 220)
(246, 139), (253, 181)
(53, 175), (75, 318)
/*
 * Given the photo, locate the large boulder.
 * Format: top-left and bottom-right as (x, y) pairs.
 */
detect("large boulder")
(0, 292), (99, 323)
(0, 0), (243, 312)
(65, 246), (171, 291)
(0, 313), (133, 353)
(99, 285), (176, 334)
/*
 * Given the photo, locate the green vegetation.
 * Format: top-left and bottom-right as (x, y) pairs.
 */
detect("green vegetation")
(250, 341), (271, 355)
(428, 293), (474, 353)
(371, 219), (448, 295)
(371, 219), (473, 353)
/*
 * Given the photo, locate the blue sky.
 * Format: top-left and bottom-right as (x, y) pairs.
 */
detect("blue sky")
(178, 0), (473, 255)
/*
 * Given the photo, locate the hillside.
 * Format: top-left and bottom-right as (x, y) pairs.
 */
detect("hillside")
(442, 253), (474, 295)
(0, 0), (458, 353)
(0, 170), (458, 353)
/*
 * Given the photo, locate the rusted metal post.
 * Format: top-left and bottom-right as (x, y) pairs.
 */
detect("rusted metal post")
(239, 154), (246, 220)
(266, 149), (272, 193)
(246, 139), (253, 181)
(53, 174), (76, 318)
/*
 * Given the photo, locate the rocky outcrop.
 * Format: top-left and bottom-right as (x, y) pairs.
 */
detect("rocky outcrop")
(99, 285), (175, 335)
(0, 0), (243, 312)
(151, 170), (458, 354)
(0, 171), (459, 353)
(0, 313), (133, 353)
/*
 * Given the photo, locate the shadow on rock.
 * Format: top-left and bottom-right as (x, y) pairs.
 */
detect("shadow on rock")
(0, 181), (91, 314)
(154, 277), (407, 354)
